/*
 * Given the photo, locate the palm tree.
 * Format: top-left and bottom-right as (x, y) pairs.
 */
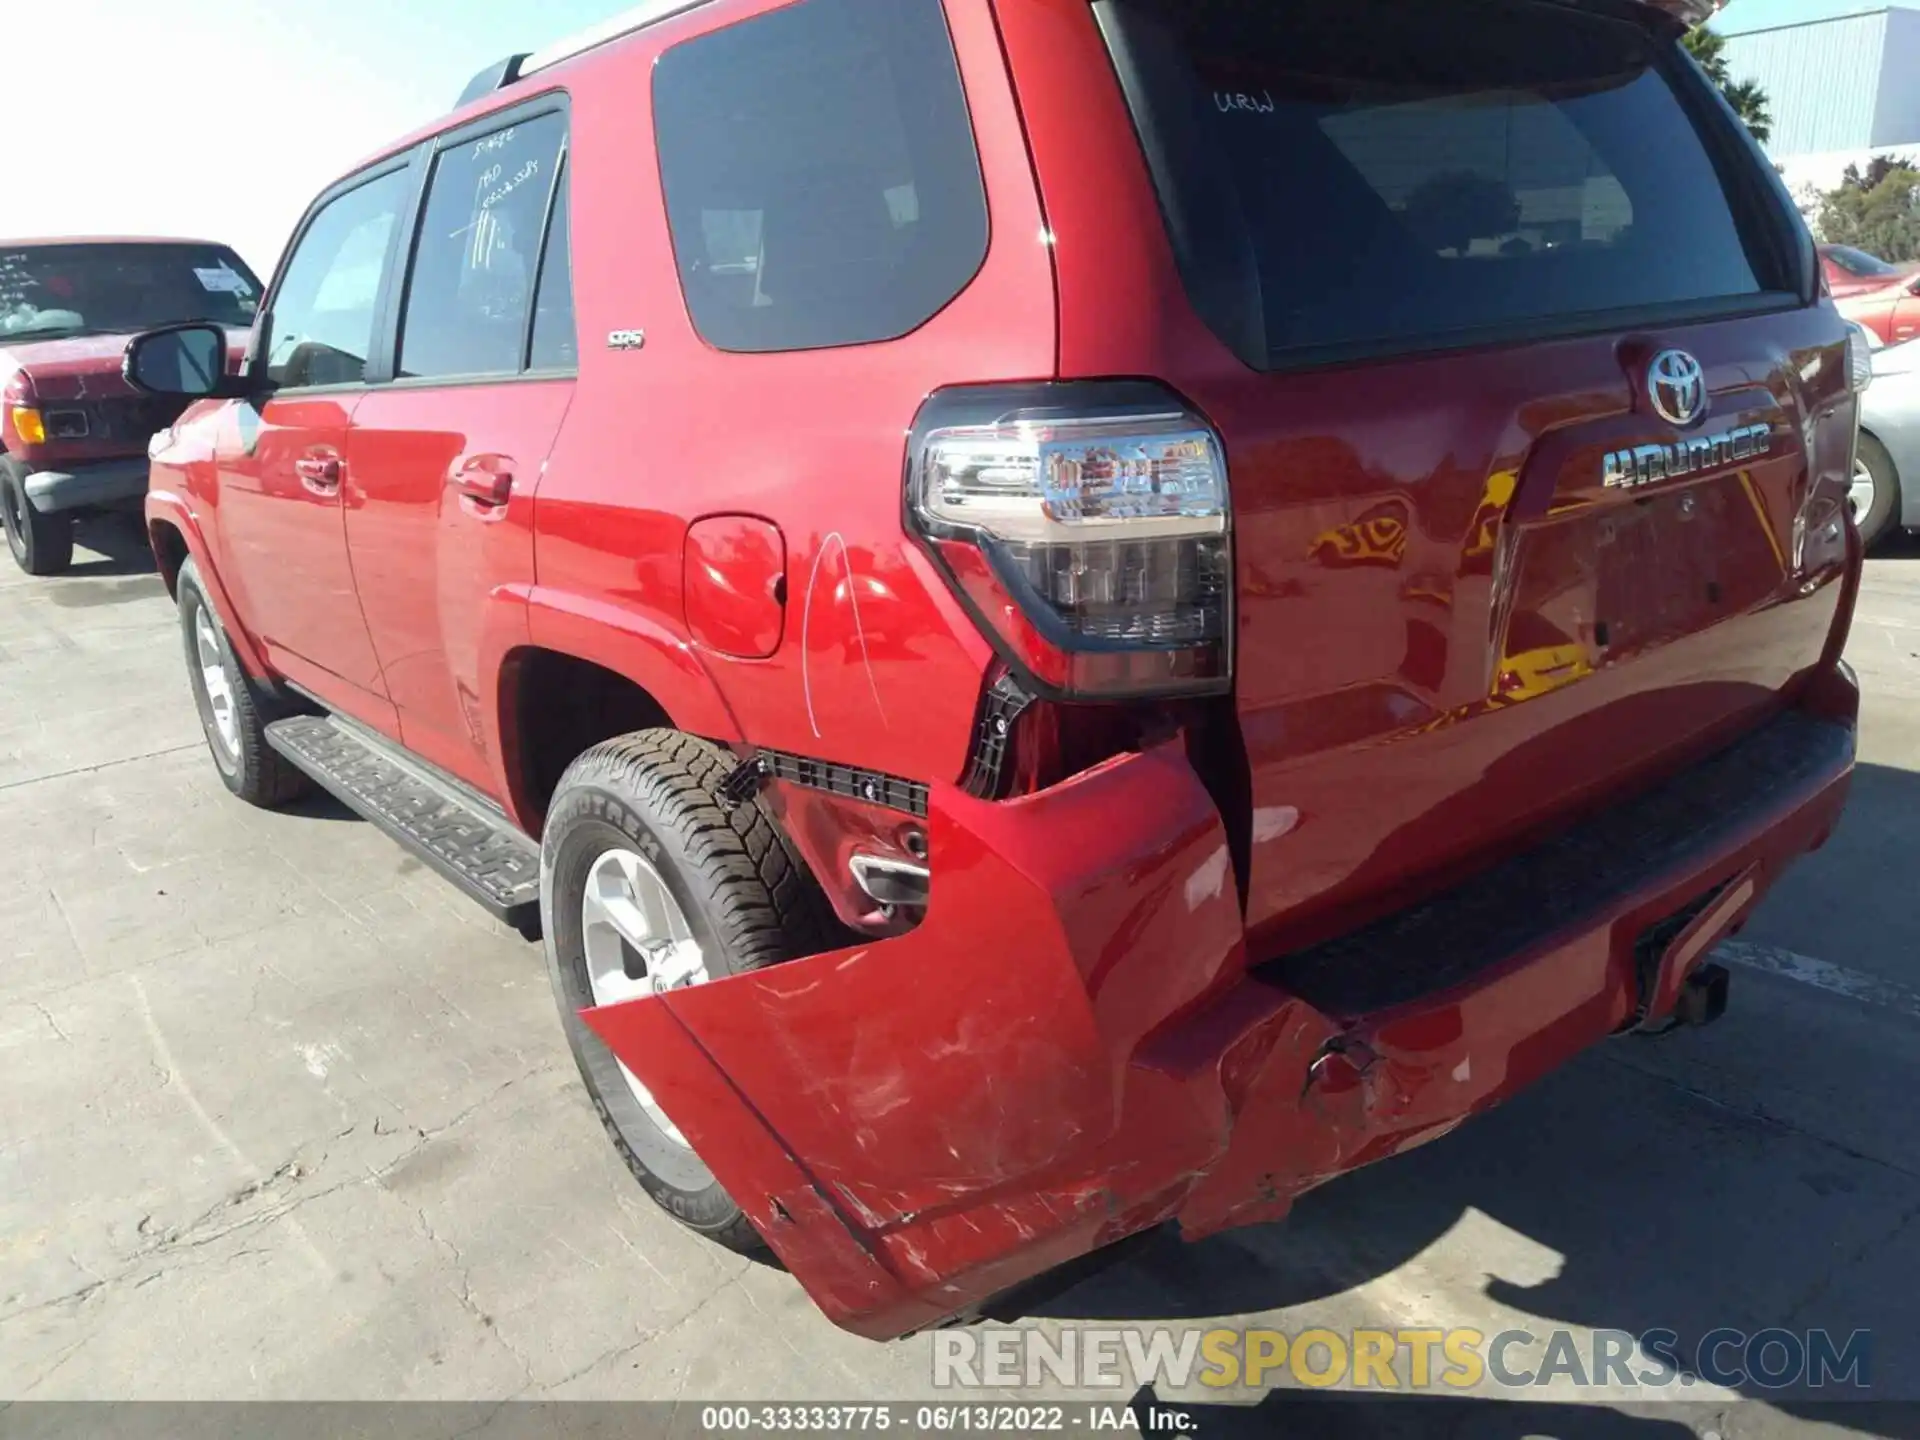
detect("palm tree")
(1683, 27), (1775, 146)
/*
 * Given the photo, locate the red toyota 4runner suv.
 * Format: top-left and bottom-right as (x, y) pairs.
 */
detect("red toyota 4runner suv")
(2, 237), (259, 574)
(127, 0), (1866, 1339)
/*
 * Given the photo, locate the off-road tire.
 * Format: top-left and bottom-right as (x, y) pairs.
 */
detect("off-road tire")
(1856, 432), (1902, 550)
(1, 456), (74, 576)
(177, 558), (311, 807)
(542, 730), (835, 1256)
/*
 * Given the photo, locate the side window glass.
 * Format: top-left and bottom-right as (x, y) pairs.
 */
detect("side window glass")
(266, 168), (411, 389)
(398, 112), (568, 379)
(528, 168), (576, 371)
(654, 0), (988, 353)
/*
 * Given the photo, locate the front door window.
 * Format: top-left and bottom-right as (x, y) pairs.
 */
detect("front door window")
(265, 169), (412, 389)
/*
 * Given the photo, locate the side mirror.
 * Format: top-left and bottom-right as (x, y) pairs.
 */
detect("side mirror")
(123, 323), (246, 400)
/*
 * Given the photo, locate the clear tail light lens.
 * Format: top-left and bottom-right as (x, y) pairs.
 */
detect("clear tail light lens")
(1846, 321), (1875, 394)
(908, 383), (1231, 699)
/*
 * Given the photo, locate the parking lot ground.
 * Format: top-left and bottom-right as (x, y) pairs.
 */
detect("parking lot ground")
(2, 518), (1917, 1434)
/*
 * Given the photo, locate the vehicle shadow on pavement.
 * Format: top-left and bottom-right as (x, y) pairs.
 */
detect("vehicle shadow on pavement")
(1122, 1387), (1916, 1438)
(279, 788), (373, 826)
(1020, 764), (1920, 1431)
(1747, 761), (1920, 972)
(48, 511), (162, 589)
(1036, 1041), (1919, 1430)
(1125, 1387), (1730, 1438)
(1872, 530), (1920, 561)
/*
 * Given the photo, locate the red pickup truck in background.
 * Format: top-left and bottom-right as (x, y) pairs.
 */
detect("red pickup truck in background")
(1, 238), (259, 575)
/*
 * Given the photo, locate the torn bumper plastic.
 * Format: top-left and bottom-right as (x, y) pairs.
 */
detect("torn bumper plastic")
(585, 678), (1856, 1341)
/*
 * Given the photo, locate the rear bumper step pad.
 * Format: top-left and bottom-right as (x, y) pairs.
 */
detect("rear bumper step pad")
(1260, 710), (1854, 1017)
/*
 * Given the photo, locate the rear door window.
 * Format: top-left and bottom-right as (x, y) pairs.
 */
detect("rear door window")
(398, 111), (568, 380)
(653, 0), (988, 354)
(528, 168), (577, 372)
(1095, 0), (1792, 368)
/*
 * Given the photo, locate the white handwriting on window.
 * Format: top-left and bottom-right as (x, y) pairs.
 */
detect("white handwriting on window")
(482, 158), (541, 212)
(1214, 90), (1276, 115)
(471, 126), (518, 159)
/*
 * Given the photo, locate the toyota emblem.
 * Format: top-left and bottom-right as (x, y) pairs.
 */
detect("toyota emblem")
(1647, 350), (1708, 428)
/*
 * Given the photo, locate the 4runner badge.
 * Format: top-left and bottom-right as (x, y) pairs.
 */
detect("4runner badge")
(1602, 421), (1774, 490)
(1603, 349), (1772, 489)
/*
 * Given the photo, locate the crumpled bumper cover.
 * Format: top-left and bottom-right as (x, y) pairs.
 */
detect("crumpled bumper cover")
(586, 680), (1856, 1341)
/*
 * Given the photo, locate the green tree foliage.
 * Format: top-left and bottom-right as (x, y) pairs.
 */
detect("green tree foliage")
(1682, 26), (1773, 145)
(1841, 156), (1919, 194)
(1819, 164), (1920, 262)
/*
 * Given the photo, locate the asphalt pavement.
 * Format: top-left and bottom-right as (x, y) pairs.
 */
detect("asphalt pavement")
(1, 516), (1915, 1437)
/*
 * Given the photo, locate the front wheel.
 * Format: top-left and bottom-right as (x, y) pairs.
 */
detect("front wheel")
(177, 559), (311, 807)
(541, 730), (831, 1254)
(1, 457), (74, 576)
(1852, 432), (1902, 549)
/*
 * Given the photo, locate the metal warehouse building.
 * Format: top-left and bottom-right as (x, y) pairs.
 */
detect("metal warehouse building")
(1718, 0), (1920, 186)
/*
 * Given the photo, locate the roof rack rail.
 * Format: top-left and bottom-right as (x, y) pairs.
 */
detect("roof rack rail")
(452, 0), (714, 109)
(456, 53), (532, 109)
(520, 0), (713, 79)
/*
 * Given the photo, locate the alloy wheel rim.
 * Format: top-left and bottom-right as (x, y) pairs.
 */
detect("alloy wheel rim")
(194, 607), (240, 757)
(1851, 456), (1880, 526)
(580, 846), (712, 1148)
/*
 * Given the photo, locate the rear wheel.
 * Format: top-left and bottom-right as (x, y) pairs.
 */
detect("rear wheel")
(177, 559), (311, 807)
(1852, 432), (1902, 549)
(1, 457), (74, 576)
(541, 730), (831, 1254)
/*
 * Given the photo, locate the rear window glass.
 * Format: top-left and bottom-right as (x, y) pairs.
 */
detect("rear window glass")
(1096, 0), (1785, 368)
(653, 0), (988, 354)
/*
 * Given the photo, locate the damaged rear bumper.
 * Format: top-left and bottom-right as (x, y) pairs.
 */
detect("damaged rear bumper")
(585, 672), (1857, 1340)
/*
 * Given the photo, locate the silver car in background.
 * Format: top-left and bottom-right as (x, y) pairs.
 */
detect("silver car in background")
(1857, 338), (1920, 547)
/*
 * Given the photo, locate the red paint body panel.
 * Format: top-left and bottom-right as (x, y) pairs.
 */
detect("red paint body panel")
(589, 685), (1853, 1337)
(346, 381), (573, 790)
(1820, 246), (1920, 300)
(685, 515), (786, 660)
(530, 0), (1043, 785)
(146, 476), (271, 680)
(1, 235), (256, 469)
(208, 395), (394, 723)
(1839, 277), (1920, 346)
(142, 0), (1859, 1345)
(1, 328), (251, 469)
(995, 1), (1859, 957)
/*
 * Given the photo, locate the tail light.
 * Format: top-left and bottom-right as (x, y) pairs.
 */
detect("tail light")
(907, 382), (1232, 699)
(1846, 321), (1875, 395)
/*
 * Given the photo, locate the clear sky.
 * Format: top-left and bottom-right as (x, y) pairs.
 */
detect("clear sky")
(1715, 0), (1920, 34)
(9, 0), (636, 277)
